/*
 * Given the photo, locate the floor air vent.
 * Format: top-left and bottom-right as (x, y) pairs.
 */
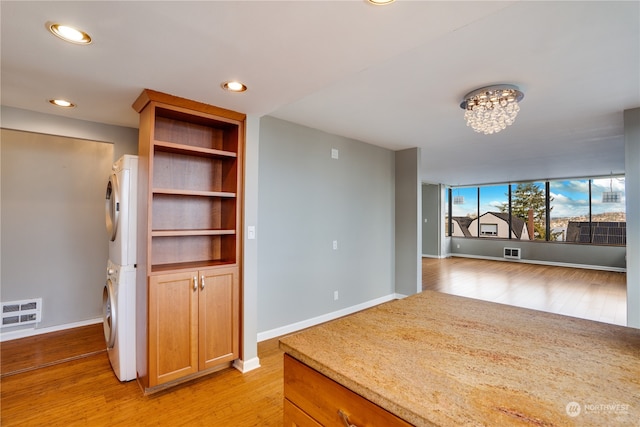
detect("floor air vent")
(1, 298), (42, 328)
(503, 247), (521, 260)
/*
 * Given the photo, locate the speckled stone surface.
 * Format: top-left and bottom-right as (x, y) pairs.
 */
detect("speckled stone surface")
(279, 291), (640, 426)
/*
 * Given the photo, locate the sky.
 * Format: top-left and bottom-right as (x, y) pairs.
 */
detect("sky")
(450, 178), (626, 218)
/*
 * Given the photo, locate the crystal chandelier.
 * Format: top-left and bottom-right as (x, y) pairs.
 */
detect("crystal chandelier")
(460, 85), (524, 135)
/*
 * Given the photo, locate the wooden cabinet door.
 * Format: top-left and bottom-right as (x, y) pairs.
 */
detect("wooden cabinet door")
(198, 266), (239, 370)
(149, 271), (199, 386)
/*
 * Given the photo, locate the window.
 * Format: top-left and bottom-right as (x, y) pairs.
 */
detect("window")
(480, 223), (498, 236)
(510, 181), (546, 241)
(549, 179), (589, 242)
(445, 189), (450, 237)
(479, 184), (509, 238)
(446, 175), (625, 246)
(590, 176), (626, 245)
(451, 187), (477, 238)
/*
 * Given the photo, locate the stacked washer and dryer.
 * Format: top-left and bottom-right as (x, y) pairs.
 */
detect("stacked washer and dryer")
(103, 155), (138, 381)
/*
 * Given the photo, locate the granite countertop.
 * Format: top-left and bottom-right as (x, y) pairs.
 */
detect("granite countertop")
(279, 291), (640, 426)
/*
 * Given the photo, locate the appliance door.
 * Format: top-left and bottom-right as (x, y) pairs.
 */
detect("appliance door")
(105, 174), (120, 242)
(103, 279), (117, 349)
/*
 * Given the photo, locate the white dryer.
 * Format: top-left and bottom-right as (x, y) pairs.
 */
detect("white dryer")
(105, 155), (138, 266)
(103, 260), (136, 381)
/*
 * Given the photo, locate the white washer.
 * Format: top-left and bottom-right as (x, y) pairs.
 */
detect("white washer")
(103, 260), (136, 381)
(105, 155), (138, 266)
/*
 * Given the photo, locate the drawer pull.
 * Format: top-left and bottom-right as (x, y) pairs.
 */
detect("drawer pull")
(338, 410), (358, 427)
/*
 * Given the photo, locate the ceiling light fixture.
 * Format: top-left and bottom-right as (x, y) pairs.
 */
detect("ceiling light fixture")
(367, 0), (396, 5)
(49, 99), (76, 108)
(221, 81), (247, 92)
(460, 84), (524, 135)
(602, 172), (621, 203)
(47, 23), (92, 45)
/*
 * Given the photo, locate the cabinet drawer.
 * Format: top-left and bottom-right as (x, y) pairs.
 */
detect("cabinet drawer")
(284, 354), (412, 427)
(284, 399), (322, 427)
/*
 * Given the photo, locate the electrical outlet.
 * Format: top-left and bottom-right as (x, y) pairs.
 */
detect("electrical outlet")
(332, 240), (338, 250)
(334, 291), (339, 301)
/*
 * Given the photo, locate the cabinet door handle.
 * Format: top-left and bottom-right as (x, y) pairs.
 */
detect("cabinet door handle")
(201, 276), (205, 290)
(193, 276), (197, 292)
(338, 410), (358, 427)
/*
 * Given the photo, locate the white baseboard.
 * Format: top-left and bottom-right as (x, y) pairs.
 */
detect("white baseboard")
(233, 357), (261, 373)
(422, 254), (447, 259)
(451, 253), (627, 273)
(257, 293), (402, 342)
(0, 317), (102, 342)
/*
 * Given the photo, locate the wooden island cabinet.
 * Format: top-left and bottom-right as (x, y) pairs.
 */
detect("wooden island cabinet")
(280, 291), (640, 426)
(133, 89), (244, 393)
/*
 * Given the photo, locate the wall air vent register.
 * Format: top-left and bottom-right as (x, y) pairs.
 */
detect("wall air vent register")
(1, 298), (42, 328)
(503, 247), (521, 260)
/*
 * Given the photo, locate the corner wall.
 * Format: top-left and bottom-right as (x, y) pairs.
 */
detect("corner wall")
(624, 108), (640, 328)
(257, 116), (396, 336)
(395, 148), (422, 296)
(422, 183), (442, 257)
(1, 109), (137, 340)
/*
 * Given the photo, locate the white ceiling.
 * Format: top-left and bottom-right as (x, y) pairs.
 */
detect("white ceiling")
(1, 1), (638, 185)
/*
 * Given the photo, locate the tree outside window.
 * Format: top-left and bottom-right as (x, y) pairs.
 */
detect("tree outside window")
(499, 182), (550, 241)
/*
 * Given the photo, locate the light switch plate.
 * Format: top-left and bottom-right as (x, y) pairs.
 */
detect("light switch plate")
(331, 148), (339, 159)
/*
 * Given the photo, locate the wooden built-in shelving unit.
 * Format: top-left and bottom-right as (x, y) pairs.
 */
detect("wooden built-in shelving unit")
(133, 89), (244, 392)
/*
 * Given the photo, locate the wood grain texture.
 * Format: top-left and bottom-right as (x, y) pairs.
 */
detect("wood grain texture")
(284, 354), (412, 427)
(1, 331), (284, 426)
(132, 89), (246, 123)
(0, 324), (105, 377)
(423, 257), (627, 326)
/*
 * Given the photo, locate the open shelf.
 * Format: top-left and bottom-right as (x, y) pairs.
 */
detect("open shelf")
(152, 194), (236, 231)
(151, 229), (236, 237)
(154, 140), (237, 159)
(153, 150), (237, 194)
(153, 110), (239, 153)
(153, 189), (236, 198)
(150, 260), (237, 274)
(150, 234), (236, 268)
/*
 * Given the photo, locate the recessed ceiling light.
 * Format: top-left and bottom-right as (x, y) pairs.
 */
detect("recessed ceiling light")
(49, 99), (76, 108)
(367, 0), (396, 5)
(47, 22), (92, 45)
(221, 81), (247, 92)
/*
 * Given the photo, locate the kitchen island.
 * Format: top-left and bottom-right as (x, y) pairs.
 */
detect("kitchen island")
(279, 291), (640, 426)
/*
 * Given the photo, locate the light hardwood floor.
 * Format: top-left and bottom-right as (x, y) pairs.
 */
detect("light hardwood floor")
(1, 258), (627, 426)
(423, 257), (627, 326)
(1, 324), (285, 426)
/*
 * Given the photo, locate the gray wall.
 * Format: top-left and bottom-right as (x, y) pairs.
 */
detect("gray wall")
(422, 183), (441, 257)
(257, 116), (395, 334)
(1, 106), (138, 158)
(1, 129), (113, 328)
(240, 115), (260, 366)
(1, 108), (137, 335)
(624, 108), (640, 328)
(449, 237), (627, 270)
(395, 148), (421, 296)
